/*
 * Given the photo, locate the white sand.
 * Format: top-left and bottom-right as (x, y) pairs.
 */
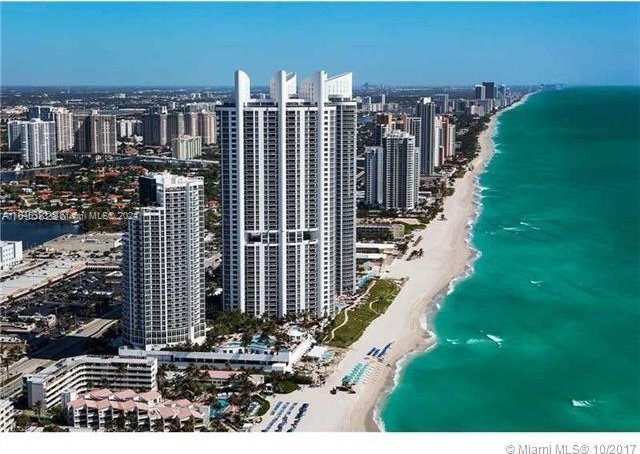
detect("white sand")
(255, 96), (532, 433)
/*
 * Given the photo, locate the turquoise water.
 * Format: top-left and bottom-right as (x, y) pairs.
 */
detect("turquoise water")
(381, 87), (640, 431)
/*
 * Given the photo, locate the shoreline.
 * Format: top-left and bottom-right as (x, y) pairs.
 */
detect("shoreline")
(255, 94), (534, 433)
(365, 93), (537, 432)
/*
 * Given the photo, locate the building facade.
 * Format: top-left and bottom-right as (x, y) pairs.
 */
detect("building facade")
(25, 355), (158, 409)
(122, 173), (206, 349)
(417, 97), (437, 176)
(171, 135), (202, 160)
(216, 69), (357, 319)
(365, 130), (419, 211)
(166, 111), (185, 144)
(7, 119), (57, 166)
(142, 106), (168, 146)
(64, 389), (208, 431)
(73, 110), (117, 154)
(0, 399), (14, 432)
(0, 240), (23, 270)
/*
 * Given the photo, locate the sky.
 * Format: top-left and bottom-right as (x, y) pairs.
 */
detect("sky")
(1, 2), (639, 87)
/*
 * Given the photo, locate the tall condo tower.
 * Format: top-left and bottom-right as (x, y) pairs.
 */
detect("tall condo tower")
(364, 130), (419, 211)
(417, 97), (437, 176)
(8, 119), (57, 167)
(122, 173), (206, 350)
(217, 69), (357, 319)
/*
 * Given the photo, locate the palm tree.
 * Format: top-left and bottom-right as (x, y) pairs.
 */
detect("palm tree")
(181, 417), (195, 432)
(152, 418), (164, 433)
(168, 417), (181, 432)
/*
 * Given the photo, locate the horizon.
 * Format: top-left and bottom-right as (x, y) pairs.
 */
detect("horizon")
(2, 2), (639, 86)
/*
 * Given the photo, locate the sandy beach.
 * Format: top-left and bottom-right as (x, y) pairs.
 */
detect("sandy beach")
(255, 95), (532, 433)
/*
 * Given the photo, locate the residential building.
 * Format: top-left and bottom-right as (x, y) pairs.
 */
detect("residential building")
(482, 81), (496, 99)
(53, 108), (74, 151)
(0, 399), (14, 432)
(216, 69), (357, 318)
(432, 93), (449, 114)
(142, 106), (168, 146)
(122, 173), (206, 350)
(364, 146), (383, 206)
(417, 97), (437, 176)
(475, 84), (486, 100)
(365, 130), (419, 210)
(24, 355), (158, 409)
(172, 135), (202, 159)
(197, 110), (217, 145)
(64, 388), (209, 431)
(166, 111), (184, 143)
(73, 110), (117, 154)
(117, 119), (142, 138)
(7, 119), (56, 166)
(27, 105), (54, 121)
(0, 240), (23, 270)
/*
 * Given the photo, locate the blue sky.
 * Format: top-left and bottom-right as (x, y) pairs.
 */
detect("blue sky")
(2, 2), (639, 86)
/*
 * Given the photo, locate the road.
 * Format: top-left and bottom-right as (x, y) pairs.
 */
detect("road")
(0, 309), (120, 397)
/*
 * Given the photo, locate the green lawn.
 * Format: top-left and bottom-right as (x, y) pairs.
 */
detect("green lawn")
(328, 280), (400, 349)
(402, 222), (426, 235)
(275, 380), (300, 394)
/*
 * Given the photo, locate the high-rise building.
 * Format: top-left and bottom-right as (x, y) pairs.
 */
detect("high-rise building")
(417, 97), (437, 176)
(402, 115), (422, 153)
(475, 84), (486, 100)
(442, 116), (456, 161)
(8, 119), (57, 167)
(122, 173), (206, 350)
(375, 113), (394, 145)
(27, 106), (53, 121)
(432, 93), (449, 114)
(216, 69), (357, 319)
(482, 81), (496, 99)
(172, 135), (202, 159)
(197, 111), (217, 145)
(117, 119), (142, 138)
(142, 106), (168, 146)
(364, 130), (419, 210)
(167, 111), (185, 143)
(73, 110), (117, 154)
(183, 111), (199, 137)
(364, 146), (383, 207)
(51, 107), (74, 151)
(434, 115), (444, 168)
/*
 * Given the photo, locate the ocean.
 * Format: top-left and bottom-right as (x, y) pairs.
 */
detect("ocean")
(381, 87), (640, 431)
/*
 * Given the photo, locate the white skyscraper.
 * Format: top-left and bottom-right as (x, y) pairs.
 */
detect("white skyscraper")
(122, 173), (206, 350)
(364, 130), (420, 211)
(8, 119), (57, 167)
(216, 69), (356, 319)
(51, 107), (74, 151)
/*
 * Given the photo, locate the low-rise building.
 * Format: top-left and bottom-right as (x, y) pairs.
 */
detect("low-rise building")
(0, 240), (23, 270)
(119, 332), (314, 373)
(64, 388), (209, 431)
(0, 399), (15, 432)
(25, 355), (158, 409)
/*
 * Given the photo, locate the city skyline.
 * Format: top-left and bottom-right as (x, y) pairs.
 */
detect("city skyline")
(2, 2), (639, 87)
